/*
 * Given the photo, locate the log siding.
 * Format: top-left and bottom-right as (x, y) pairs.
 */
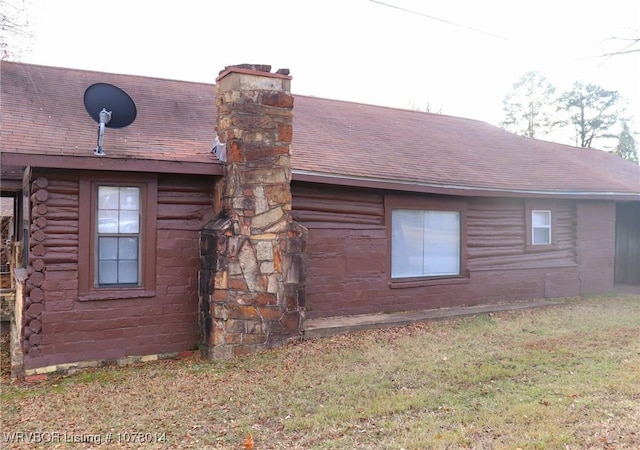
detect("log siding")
(467, 198), (577, 270)
(292, 182), (601, 319)
(21, 169), (216, 370)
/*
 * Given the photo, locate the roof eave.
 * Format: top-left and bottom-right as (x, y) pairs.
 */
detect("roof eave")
(1, 152), (224, 176)
(292, 170), (640, 201)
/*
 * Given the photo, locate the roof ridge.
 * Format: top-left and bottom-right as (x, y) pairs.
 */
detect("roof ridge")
(3, 60), (216, 87)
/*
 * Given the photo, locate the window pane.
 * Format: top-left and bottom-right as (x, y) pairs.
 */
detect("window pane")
(98, 237), (118, 260)
(532, 210), (550, 226)
(533, 227), (551, 245)
(98, 186), (119, 209)
(98, 261), (118, 284)
(118, 261), (139, 283)
(118, 210), (140, 233)
(98, 210), (119, 233)
(391, 210), (424, 278)
(424, 211), (460, 276)
(120, 187), (140, 210)
(118, 237), (138, 260)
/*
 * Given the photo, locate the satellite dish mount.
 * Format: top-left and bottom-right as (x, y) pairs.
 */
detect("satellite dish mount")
(95, 108), (112, 156)
(83, 83), (137, 156)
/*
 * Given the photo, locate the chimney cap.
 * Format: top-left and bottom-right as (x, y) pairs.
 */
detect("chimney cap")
(220, 64), (272, 75)
(216, 64), (292, 82)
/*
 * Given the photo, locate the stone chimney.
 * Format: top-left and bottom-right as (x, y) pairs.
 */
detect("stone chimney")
(198, 64), (307, 359)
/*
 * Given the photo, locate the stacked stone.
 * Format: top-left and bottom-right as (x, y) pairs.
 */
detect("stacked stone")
(24, 176), (49, 358)
(200, 65), (307, 359)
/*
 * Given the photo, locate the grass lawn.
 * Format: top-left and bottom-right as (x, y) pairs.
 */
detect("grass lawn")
(1, 294), (639, 449)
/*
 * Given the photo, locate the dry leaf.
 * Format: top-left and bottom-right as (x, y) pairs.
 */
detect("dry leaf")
(243, 432), (254, 450)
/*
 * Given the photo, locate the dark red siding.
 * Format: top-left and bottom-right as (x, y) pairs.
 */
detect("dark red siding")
(615, 202), (640, 285)
(24, 170), (216, 370)
(577, 201), (616, 294)
(293, 182), (615, 319)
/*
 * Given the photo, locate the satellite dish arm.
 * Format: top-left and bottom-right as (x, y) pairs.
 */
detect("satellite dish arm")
(94, 108), (112, 156)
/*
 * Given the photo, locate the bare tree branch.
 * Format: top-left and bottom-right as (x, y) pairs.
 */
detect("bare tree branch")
(599, 32), (640, 59)
(0, 0), (34, 60)
(601, 48), (640, 57)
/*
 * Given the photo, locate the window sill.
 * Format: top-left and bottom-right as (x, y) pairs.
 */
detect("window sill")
(78, 289), (156, 302)
(525, 244), (559, 253)
(390, 276), (470, 289)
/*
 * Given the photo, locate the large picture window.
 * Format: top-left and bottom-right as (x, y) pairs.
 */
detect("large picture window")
(391, 209), (461, 278)
(97, 186), (141, 286)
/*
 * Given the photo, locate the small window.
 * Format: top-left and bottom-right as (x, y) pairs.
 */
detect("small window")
(525, 202), (558, 251)
(392, 209), (461, 278)
(96, 186), (141, 286)
(531, 210), (551, 245)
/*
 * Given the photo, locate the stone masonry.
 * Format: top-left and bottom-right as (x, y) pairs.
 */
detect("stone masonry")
(199, 65), (307, 359)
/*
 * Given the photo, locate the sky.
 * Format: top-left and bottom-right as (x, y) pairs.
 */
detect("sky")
(14, 0), (640, 137)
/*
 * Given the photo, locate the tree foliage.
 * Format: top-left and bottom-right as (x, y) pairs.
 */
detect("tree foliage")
(555, 82), (621, 148)
(500, 71), (556, 138)
(613, 122), (639, 163)
(0, 0), (33, 60)
(501, 74), (632, 153)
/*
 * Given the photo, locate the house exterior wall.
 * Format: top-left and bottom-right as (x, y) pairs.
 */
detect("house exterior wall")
(576, 201), (616, 294)
(615, 202), (640, 285)
(17, 169), (216, 373)
(293, 182), (614, 319)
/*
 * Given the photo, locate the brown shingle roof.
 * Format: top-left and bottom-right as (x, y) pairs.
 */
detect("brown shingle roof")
(2, 61), (639, 199)
(292, 96), (640, 197)
(1, 61), (220, 174)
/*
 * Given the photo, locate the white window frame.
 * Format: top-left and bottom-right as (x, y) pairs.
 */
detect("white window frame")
(531, 209), (552, 246)
(96, 185), (142, 287)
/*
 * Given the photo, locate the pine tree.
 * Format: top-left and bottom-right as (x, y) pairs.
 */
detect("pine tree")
(500, 71), (556, 138)
(614, 122), (639, 163)
(555, 82), (621, 148)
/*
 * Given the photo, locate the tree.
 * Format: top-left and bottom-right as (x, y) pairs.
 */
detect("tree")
(613, 122), (639, 163)
(0, 0), (33, 60)
(555, 82), (621, 148)
(500, 71), (556, 138)
(408, 101), (443, 114)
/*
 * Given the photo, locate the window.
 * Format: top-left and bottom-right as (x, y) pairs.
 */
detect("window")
(78, 173), (157, 301)
(531, 210), (551, 245)
(391, 209), (461, 278)
(97, 186), (140, 286)
(525, 202), (558, 251)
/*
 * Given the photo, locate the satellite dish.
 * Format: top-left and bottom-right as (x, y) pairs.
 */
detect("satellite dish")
(83, 83), (137, 156)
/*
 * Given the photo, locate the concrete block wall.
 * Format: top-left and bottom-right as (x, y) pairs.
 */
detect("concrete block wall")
(576, 201), (616, 295)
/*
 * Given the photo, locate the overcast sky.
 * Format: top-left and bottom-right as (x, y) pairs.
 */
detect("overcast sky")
(18, 0), (640, 132)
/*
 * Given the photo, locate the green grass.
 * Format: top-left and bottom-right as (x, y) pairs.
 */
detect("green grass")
(1, 294), (639, 449)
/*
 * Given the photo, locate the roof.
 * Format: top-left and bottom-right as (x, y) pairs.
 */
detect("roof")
(292, 97), (640, 199)
(1, 61), (222, 176)
(2, 61), (639, 200)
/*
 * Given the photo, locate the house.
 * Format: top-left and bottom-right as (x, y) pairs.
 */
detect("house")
(1, 61), (638, 377)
